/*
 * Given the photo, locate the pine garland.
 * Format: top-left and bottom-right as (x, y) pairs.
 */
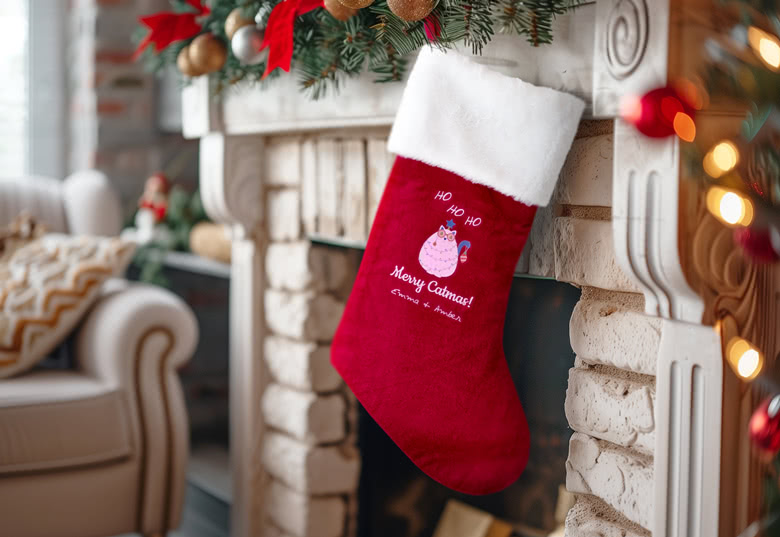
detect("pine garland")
(138, 0), (583, 98)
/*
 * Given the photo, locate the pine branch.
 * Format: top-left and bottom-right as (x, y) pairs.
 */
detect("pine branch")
(370, 2), (429, 57)
(370, 43), (407, 83)
(498, 0), (586, 45)
(439, 0), (496, 54)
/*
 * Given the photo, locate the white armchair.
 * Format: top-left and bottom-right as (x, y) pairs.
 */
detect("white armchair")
(0, 173), (199, 537)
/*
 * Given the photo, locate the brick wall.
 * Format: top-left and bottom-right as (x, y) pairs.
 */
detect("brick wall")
(67, 0), (198, 213)
(261, 135), (380, 537)
(525, 122), (655, 537)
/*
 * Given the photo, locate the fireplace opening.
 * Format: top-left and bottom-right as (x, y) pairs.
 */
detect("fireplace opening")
(355, 275), (581, 537)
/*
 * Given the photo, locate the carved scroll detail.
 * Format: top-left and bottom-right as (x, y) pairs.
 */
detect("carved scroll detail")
(606, 0), (649, 79)
(689, 185), (780, 362)
(612, 122), (703, 321)
(199, 133), (265, 234)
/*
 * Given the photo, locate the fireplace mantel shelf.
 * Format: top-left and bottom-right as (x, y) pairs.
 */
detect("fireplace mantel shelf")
(185, 2), (737, 536)
(182, 8), (596, 140)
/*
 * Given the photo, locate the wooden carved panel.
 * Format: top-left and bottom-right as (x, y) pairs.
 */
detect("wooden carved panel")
(682, 146), (780, 534)
(670, 3), (780, 533)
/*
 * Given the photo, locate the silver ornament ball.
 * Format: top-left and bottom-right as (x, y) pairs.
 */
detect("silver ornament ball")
(770, 225), (780, 256)
(231, 25), (267, 66)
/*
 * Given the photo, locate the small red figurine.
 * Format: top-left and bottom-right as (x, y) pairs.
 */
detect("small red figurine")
(139, 172), (170, 223)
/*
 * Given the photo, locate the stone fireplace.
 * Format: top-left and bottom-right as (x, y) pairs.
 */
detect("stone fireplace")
(185, 2), (729, 537)
(234, 124), (657, 537)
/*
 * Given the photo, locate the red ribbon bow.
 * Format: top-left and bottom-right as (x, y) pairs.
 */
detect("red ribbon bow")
(133, 0), (211, 61)
(260, 0), (324, 78)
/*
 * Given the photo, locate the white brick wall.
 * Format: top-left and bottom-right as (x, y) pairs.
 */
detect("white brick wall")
(554, 218), (640, 292)
(555, 135), (613, 207)
(265, 137), (302, 187)
(524, 131), (615, 279)
(262, 432), (360, 494)
(565, 496), (650, 537)
(565, 366), (655, 453)
(264, 290), (345, 342)
(262, 383), (346, 443)
(268, 189), (302, 241)
(264, 337), (342, 393)
(569, 298), (660, 375)
(266, 480), (346, 537)
(566, 433), (653, 530)
(554, 128), (655, 537)
(266, 242), (350, 292)
(261, 137), (370, 537)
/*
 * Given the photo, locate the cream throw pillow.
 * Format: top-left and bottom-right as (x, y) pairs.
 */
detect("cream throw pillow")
(0, 234), (135, 378)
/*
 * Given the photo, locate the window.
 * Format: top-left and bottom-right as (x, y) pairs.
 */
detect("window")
(0, 0), (65, 179)
(0, 3), (28, 176)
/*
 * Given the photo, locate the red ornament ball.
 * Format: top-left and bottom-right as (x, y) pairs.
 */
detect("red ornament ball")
(750, 394), (780, 455)
(734, 227), (780, 264)
(621, 85), (696, 140)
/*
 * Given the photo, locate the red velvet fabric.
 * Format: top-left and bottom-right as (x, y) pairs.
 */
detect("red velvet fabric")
(331, 156), (536, 495)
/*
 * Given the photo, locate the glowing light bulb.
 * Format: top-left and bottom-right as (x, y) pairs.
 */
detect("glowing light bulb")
(712, 141), (738, 171)
(759, 38), (780, 68)
(748, 26), (780, 70)
(703, 141), (739, 177)
(738, 349), (760, 378)
(704, 145), (735, 178)
(720, 192), (744, 224)
(705, 186), (754, 227)
(727, 337), (764, 381)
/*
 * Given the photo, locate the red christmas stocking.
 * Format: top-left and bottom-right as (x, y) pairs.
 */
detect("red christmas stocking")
(331, 48), (584, 495)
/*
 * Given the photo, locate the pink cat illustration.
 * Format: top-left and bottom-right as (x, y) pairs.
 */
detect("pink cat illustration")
(418, 223), (471, 278)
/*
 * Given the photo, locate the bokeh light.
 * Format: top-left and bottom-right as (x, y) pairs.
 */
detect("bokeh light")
(748, 26), (780, 70)
(703, 141), (739, 178)
(706, 186), (754, 227)
(673, 112), (696, 141)
(727, 337), (764, 381)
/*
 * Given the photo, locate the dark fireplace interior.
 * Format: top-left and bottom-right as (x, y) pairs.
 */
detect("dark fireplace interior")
(357, 276), (580, 537)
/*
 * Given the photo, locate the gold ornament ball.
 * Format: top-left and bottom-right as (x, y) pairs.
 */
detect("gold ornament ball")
(324, 0), (358, 20)
(225, 8), (255, 40)
(387, 0), (434, 21)
(177, 45), (205, 77)
(190, 222), (232, 264)
(189, 33), (228, 74)
(337, 0), (374, 10)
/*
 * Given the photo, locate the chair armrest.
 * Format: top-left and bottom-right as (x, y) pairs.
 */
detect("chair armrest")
(73, 280), (198, 534)
(74, 281), (198, 386)
(62, 170), (123, 236)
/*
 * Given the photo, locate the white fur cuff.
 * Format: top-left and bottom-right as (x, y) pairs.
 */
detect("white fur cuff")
(388, 47), (585, 207)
